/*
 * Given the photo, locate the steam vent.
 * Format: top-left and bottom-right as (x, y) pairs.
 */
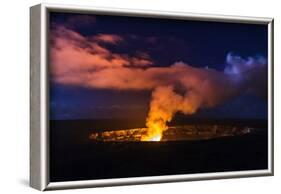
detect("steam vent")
(89, 124), (252, 142)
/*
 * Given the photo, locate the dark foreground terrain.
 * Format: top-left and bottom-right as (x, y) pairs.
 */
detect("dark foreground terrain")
(50, 119), (268, 182)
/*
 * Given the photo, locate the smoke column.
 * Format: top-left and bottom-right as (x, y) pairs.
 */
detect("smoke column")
(141, 54), (267, 140)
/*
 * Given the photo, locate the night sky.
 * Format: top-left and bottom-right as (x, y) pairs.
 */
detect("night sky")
(49, 12), (268, 120)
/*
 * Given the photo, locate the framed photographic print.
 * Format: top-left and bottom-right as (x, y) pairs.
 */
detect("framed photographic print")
(30, 3), (274, 191)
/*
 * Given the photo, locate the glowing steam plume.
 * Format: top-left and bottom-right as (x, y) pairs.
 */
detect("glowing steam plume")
(141, 55), (267, 141)
(141, 86), (201, 141)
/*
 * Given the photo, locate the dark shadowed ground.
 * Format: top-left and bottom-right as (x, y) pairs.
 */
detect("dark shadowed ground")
(50, 119), (268, 182)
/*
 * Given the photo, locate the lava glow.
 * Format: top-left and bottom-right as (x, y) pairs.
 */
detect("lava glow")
(148, 134), (162, 142)
(89, 125), (252, 142)
(141, 117), (166, 142)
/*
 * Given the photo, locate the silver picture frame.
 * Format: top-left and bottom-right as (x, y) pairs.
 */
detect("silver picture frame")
(30, 3), (274, 191)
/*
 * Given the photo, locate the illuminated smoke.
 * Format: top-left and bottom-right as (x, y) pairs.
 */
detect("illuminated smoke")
(142, 55), (267, 140)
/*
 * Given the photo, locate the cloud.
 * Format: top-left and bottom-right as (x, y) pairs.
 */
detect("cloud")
(50, 27), (154, 77)
(51, 42), (267, 102)
(224, 53), (268, 99)
(93, 34), (123, 44)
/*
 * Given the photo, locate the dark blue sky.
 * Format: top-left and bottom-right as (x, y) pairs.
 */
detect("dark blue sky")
(49, 12), (268, 120)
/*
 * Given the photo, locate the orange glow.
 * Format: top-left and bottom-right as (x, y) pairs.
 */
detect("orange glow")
(140, 115), (167, 142)
(89, 125), (252, 142)
(141, 131), (163, 141)
(141, 86), (177, 142)
(148, 134), (162, 141)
